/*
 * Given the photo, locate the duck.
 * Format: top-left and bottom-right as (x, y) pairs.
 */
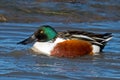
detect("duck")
(17, 25), (112, 58)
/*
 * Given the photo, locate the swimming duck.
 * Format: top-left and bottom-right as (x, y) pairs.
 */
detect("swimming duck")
(17, 25), (112, 58)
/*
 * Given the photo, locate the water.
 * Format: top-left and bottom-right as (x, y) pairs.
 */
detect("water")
(0, 0), (120, 80)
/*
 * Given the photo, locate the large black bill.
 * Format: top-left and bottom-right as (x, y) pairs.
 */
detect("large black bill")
(17, 35), (36, 45)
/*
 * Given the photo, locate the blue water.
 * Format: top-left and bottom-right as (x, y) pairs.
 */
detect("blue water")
(0, 0), (120, 80)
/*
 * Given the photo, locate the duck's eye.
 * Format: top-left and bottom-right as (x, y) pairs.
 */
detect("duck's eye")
(40, 30), (44, 34)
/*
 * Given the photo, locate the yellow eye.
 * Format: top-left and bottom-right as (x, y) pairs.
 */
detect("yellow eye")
(40, 30), (44, 34)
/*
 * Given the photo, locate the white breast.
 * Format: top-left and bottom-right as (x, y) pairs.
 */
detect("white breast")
(31, 42), (53, 56)
(31, 38), (65, 56)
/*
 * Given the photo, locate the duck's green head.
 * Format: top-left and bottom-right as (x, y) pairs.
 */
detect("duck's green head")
(17, 25), (57, 45)
(35, 25), (57, 41)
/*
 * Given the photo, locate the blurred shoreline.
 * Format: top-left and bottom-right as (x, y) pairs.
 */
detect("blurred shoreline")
(0, 0), (120, 23)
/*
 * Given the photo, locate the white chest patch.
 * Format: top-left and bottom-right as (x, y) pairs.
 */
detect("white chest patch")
(31, 42), (54, 56)
(54, 37), (65, 43)
(31, 38), (65, 56)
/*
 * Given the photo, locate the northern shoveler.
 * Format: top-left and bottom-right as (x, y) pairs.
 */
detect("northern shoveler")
(17, 25), (112, 58)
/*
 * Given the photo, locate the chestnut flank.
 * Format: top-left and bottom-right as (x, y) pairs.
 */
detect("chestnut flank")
(51, 40), (93, 58)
